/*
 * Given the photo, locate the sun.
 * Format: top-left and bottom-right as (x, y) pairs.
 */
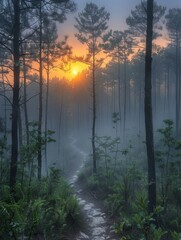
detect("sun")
(72, 69), (78, 76)
(63, 62), (87, 80)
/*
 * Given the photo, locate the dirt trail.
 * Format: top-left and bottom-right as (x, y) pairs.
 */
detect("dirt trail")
(68, 137), (118, 240)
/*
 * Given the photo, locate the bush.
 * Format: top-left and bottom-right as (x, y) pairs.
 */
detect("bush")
(0, 168), (81, 239)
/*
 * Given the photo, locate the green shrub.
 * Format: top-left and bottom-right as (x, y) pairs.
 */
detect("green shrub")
(0, 168), (81, 239)
(87, 174), (99, 190)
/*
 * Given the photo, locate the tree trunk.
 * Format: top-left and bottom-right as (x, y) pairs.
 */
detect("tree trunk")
(138, 66), (143, 134)
(123, 57), (127, 142)
(2, 67), (7, 146)
(10, 0), (20, 190)
(38, 1), (43, 180)
(144, 0), (156, 214)
(92, 47), (96, 174)
(167, 66), (170, 114)
(22, 46), (30, 149)
(179, 38), (181, 135)
(176, 35), (180, 137)
(1, 67), (8, 180)
(118, 57), (122, 137)
(44, 43), (50, 177)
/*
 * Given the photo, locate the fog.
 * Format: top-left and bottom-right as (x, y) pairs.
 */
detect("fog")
(0, 0), (180, 177)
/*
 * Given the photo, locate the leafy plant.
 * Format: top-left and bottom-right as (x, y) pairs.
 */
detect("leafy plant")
(104, 163), (142, 215)
(95, 135), (121, 189)
(0, 168), (81, 239)
(156, 120), (181, 210)
(114, 191), (167, 240)
(171, 231), (181, 240)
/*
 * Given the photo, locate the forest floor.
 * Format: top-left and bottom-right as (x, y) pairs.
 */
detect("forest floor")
(65, 136), (119, 240)
(74, 178), (119, 240)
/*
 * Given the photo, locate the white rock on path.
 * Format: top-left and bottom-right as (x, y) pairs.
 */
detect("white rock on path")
(69, 137), (117, 240)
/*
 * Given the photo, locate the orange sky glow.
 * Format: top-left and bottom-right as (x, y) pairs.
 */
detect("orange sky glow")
(54, 0), (179, 81)
(50, 35), (170, 81)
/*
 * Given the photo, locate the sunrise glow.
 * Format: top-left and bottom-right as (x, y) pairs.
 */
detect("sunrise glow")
(67, 62), (87, 80)
(72, 69), (78, 76)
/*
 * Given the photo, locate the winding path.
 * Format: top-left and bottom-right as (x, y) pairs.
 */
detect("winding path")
(68, 137), (118, 240)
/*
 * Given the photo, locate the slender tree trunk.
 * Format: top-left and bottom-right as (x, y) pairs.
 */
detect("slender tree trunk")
(10, 0), (20, 190)
(179, 37), (181, 120)
(163, 71), (167, 112)
(139, 68), (142, 134)
(106, 79), (109, 121)
(2, 67), (7, 144)
(123, 57), (127, 141)
(22, 46), (30, 148)
(58, 102), (63, 163)
(176, 35), (180, 137)
(38, 1), (43, 180)
(18, 108), (23, 149)
(111, 79), (115, 113)
(167, 66), (170, 114)
(44, 43), (50, 176)
(18, 108), (24, 183)
(144, 0), (156, 214)
(1, 68), (8, 180)
(178, 37), (181, 136)
(92, 48), (96, 174)
(118, 56), (122, 137)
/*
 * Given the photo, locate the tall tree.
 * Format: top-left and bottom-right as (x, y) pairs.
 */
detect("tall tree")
(144, 0), (156, 214)
(42, 18), (72, 175)
(126, 0), (165, 41)
(37, 0), (43, 181)
(10, 0), (20, 190)
(75, 3), (110, 173)
(0, 0), (76, 186)
(30, 0), (75, 179)
(165, 9), (181, 136)
(126, 0), (166, 213)
(0, 0), (30, 189)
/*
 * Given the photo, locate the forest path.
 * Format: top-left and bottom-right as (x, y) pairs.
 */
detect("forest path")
(68, 136), (118, 240)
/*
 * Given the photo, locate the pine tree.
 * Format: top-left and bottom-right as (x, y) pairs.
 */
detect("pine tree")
(144, 0), (156, 214)
(75, 3), (110, 173)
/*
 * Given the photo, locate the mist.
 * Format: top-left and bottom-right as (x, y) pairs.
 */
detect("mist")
(1, 0), (181, 239)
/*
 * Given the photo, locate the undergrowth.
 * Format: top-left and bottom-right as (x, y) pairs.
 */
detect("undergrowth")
(78, 119), (181, 240)
(0, 168), (81, 240)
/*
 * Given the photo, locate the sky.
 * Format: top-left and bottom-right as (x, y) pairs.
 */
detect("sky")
(57, 0), (181, 78)
(72, 0), (180, 29)
(59, 0), (180, 51)
(60, 0), (181, 35)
